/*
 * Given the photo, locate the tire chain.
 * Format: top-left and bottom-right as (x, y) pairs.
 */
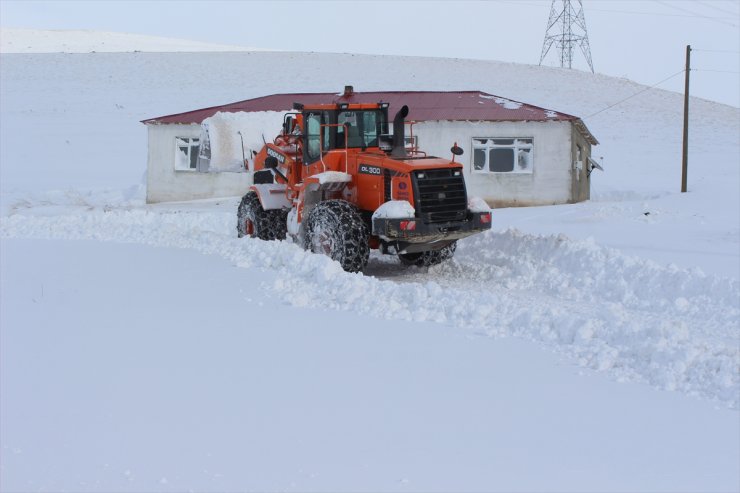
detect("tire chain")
(306, 200), (370, 273)
(236, 191), (288, 241)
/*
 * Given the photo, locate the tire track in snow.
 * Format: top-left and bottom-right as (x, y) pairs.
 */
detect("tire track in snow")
(2, 207), (738, 409)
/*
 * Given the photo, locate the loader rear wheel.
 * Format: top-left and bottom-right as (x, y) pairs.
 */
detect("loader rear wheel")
(305, 200), (369, 273)
(399, 241), (457, 267)
(236, 191), (286, 240)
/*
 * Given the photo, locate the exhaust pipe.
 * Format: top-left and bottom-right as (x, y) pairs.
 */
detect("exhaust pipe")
(392, 105), (409, 157)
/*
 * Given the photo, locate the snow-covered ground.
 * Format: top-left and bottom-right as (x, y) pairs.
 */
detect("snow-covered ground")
(1, 31), (738, 492)
(2, 237), (738, 492)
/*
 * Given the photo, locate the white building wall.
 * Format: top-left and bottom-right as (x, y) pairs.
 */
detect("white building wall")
(570, 125), (593, 203)
(146, 124), (251, 203)
(146, 120), (586, 206)
(412, 120), (575, 207)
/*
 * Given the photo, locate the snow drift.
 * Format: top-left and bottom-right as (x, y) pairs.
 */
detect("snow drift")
(2, 205), (737, 409)
(201, 111), (287, 172)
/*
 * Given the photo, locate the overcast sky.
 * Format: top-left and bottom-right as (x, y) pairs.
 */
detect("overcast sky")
(1, 0), (738, 107)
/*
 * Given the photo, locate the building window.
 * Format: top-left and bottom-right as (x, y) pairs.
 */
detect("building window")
(472, 138), (533, 174)
(175, 137), (200, 171)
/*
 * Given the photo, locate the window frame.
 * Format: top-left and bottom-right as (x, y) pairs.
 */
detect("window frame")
(471, 137), (534, 174)
(174, 136), (200, 172)
(304, 111), (325, 164)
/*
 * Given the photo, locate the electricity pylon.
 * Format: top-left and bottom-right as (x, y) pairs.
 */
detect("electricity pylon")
(539, 0), (594, 73)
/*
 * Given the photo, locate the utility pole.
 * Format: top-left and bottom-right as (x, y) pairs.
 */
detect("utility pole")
(539, 0), (594, 73)
(681, 45), (691, 193)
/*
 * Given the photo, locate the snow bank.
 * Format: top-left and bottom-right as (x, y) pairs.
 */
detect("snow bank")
(202, 111), (288, 172)
(0, 186), (146, 217)
(2, 208), (737, 409)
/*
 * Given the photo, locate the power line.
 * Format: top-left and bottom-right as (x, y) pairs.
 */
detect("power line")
(652, 0), (739, 27)
(501, 0), (739, 25)
(585, 69), (686, 119)
(498, 0), (544, 7)
(694, 69), (740, 74)
(587, 6), (733, 21)
(695, 0), (740, 16)
(693, 48), (740, 54)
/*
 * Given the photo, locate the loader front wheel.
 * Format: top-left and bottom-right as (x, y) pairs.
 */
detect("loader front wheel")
(305, 200), (369, 273)
(237, 191), (285, 240)
(399, 241), (457, 267)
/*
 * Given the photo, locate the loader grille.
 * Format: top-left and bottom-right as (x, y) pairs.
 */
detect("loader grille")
(412, 169), (467, 223)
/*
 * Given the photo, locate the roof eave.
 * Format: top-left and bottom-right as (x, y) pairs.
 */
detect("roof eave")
(574, 119), (599, 145)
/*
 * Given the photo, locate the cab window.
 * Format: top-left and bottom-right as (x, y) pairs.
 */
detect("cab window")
(363, 111), (379, 147)
(337, 111), (361, 147)
(336, 110), (384, 149)
(306, 113), (320, 161)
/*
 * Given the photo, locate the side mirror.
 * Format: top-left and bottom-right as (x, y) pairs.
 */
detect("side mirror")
(264, 156), (278, 169)
(451, 144), (464, 156)
(283, 116), (294, 135)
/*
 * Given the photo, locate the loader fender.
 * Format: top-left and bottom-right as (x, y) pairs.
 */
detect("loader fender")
(250, 183), (290, 211)
(304, 171), (352, 193)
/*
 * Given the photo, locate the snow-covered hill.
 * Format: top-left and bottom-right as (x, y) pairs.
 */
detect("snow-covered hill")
(0, 28), (267, 53)
(1, 44), (738, 492)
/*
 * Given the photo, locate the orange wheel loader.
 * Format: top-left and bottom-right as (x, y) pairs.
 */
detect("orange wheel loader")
(236, 101), (491, 272)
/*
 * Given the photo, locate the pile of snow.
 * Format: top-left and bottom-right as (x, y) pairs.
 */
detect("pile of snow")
(0, 28), (267, 53)
(468, 196), (491, 213)
(0, 186), (145, 217)
(313, 171), (352, 184)
(202, 111), (287, 172)
(2, 205), (737, 409)
(372, 200), (415, 219)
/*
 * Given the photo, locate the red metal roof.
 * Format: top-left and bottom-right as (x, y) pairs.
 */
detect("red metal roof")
(141, 90), (581, 125)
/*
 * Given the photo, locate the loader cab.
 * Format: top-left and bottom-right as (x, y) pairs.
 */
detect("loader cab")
(301, 103), (390, 164)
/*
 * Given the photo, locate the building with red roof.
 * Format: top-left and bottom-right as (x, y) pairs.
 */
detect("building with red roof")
(142, 87), (598, 205)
